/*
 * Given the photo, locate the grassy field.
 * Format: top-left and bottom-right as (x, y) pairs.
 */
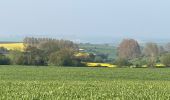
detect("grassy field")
(79, 43), (117, 59)
(0, 66), (170, 99)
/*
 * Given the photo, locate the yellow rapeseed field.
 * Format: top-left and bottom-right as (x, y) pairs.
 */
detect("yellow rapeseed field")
(0, 43), (24, 51)
(74, 52), (89, 57)
(85, 62), (117, 68)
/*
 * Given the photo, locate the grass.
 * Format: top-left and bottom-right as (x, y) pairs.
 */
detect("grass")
(0, 66), (170, 99)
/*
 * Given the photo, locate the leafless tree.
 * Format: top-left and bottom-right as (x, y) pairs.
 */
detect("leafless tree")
(118, 39), (141, 59)
(144, 42), (159, 57)
(143, 42), (159, 67)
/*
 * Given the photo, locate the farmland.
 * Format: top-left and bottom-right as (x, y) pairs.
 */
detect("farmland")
(79, 43), (117, 59)
(0, 66), (170, 99)
(0, 42), (24, 51)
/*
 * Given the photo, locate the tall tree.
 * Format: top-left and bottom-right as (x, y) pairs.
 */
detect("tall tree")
(49, 48), (76, 66)
(118, 39), (141, 59)
(144, 43), (159, 57)
(143, 42), (159, 67)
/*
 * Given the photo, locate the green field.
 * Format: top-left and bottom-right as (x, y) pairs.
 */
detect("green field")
(79, 43), (117, 59)
(0, 66), (170, 99)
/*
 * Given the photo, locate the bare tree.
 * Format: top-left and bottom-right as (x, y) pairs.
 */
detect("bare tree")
(144, 43), (159, 57)
(165, 43), (170, 52)
(143, 42), (159, 67)
(118, 39), (141, 60)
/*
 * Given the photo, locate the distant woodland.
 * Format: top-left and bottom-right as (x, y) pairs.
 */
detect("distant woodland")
(0, 37), (170, 68)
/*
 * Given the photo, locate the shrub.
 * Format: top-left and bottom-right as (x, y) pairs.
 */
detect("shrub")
(160, 53), (170, 67)
(0, 54), (10, 65)
(115, 58), (130, 67)
(8, 50), (23, 65)
(94, 56), (103, 63)
(146, 57), (157, 68)
(129, 57), (147, 68)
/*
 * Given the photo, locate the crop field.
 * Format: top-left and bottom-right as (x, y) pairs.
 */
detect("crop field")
(0, 66), (170, 99)
(0, 43), (24, 51)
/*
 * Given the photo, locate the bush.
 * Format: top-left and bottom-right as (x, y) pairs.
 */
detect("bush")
(0, 47), (8, 54)
(129, 57), (147, 68)
(94, 56), (103, 63)
(160, 53), (170, 67)
(72, 59), (85, 67)
(115, 58), (130, 67)
(8, 50), (23, 65)
(0, 55), (10, 65)
(146, 57), (157, 68)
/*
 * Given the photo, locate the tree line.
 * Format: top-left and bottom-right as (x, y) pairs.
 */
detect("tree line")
(0, 37), (84, 66)
(1, 37), (170, 67)
(116, 39), (170, 67)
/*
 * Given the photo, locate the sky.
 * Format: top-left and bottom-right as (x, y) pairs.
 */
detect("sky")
(0, 0), (170, 43)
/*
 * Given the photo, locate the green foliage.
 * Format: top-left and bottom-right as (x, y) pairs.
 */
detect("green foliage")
(94, 56), (103, 63)
(0, 55), (10, 65)
(146, 57), (157, 68)
(0, 47), (8, 54)
(115, 58), (130, 67)
(19, 46), (47, 66)
(8, 50), (23, 65)
(49, 48), (81, 66)
(160, 53), (170, 67)
(23, 37), (78, 66)
(129, 57), (147, 67)
(38, 41), (60, 56)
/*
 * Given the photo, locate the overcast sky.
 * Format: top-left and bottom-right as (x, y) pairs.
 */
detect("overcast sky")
(0, 0), (170, 43)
